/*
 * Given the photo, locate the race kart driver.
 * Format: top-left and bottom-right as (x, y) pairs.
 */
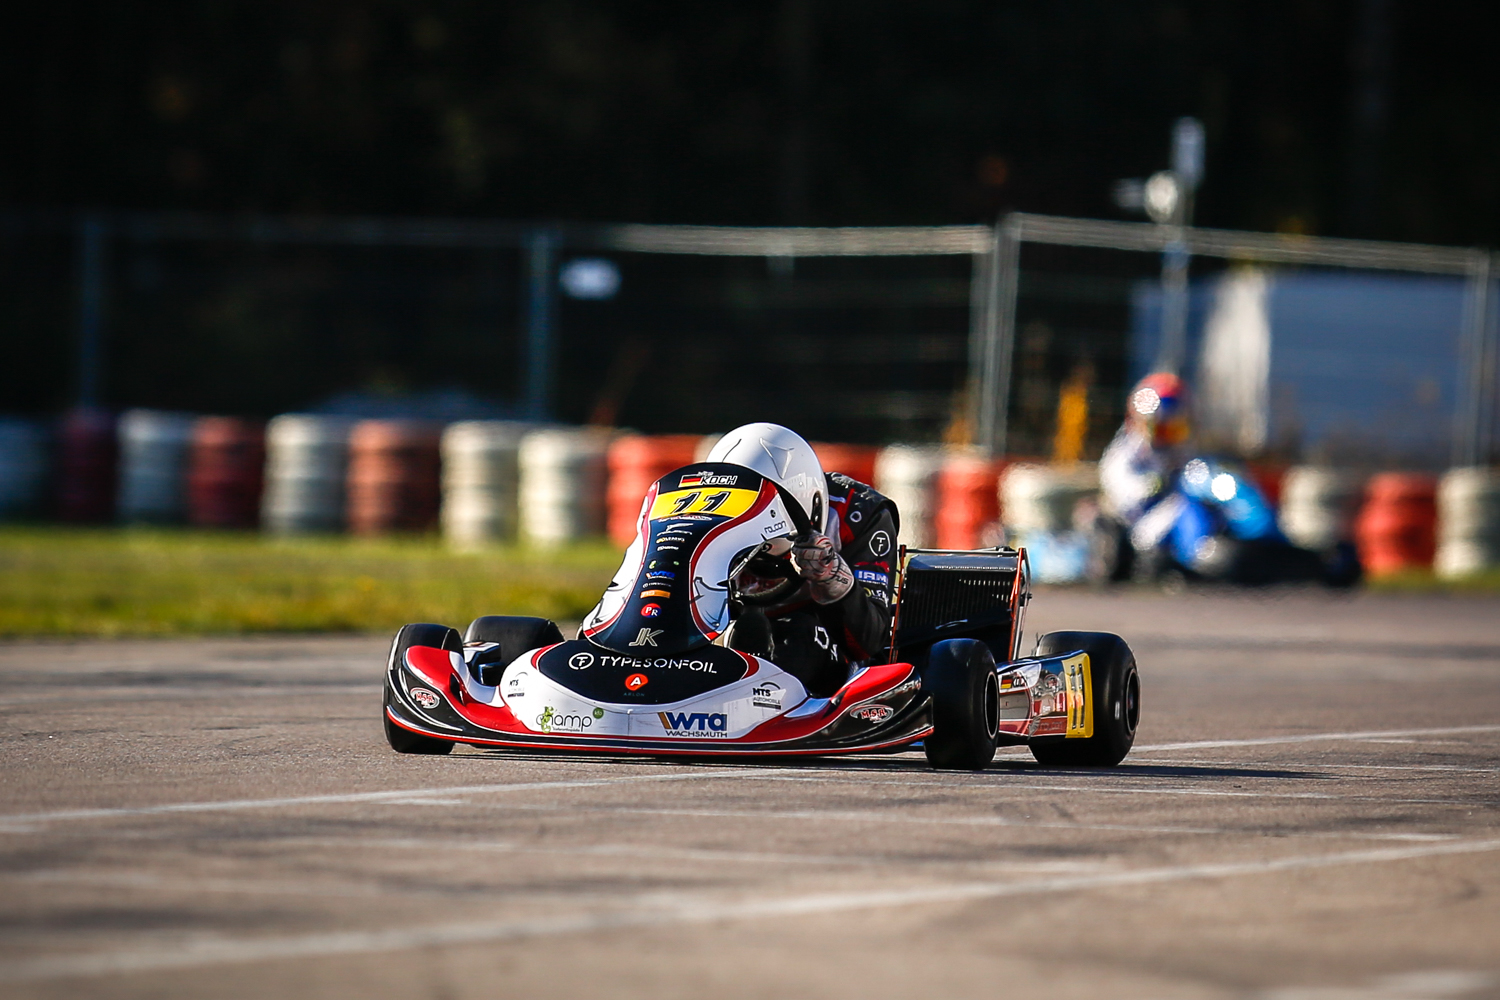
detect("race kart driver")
(1098, 371), (1191, 532)
(706, 423), (898, 697)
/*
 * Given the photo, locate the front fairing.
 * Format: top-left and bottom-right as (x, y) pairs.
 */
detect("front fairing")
(581, 463), (800, 655)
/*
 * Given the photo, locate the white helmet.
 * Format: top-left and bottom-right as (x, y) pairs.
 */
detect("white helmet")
(706, 422), (827, 533)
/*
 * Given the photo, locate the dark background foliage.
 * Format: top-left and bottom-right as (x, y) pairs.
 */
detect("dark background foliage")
(1, 1), (1495, 445)
(6, 0), (1495, 240)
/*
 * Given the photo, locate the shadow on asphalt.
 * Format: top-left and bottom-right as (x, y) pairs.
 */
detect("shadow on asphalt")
(450, 748), (1322, 782)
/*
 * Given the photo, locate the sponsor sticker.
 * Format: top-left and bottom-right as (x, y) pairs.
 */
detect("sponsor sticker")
(641, 603), (663, 618)
(1030, 716), (1068, 737)
(854, 569), (889, 586)
(409, 687), (441, 710)
(639, 589), (672, 599)
(537, 706), (604, 733)
(649, 487), (759, 521)
(848, 703), (894, 724)
(1063, 653), (1094, 739)
(658, 710), (729, 737)
(568, 651), (595, 670)
(868, 530), (892, 557)
(751, 681), (783, 710)
(646, 570), (676, 580)
(593, 652), (717, 673)
(629, 628), (664, 647)
(625, 672), (649, 691)
(679, 471), (739, 487)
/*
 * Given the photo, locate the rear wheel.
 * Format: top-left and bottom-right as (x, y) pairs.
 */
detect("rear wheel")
(1029, 631), (1139, 766)
(922, 639), (999, 770)
(383, 623), (462, 755)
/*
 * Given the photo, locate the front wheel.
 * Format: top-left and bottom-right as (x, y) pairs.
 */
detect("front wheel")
(1029, 631), (1139, 766)
(383, 622), (462, 755)
(922, 639), (999, 770)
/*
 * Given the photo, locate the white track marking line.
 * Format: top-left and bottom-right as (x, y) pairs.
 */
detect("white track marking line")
(721, 773), (1485, 806)
(495, 802), (1236, 835)
(1120, 757), (1500, 775)
(4, 722), (1495, 831)
(493, 803), (1492, 841)
(290, 837), (863, 867)
(0, 768), (796, 830)
(4, 837), (1499, 983)
(0, 683), (382, 708)
(1128, 724), (1500, 752)
(7, 870), (427, 901)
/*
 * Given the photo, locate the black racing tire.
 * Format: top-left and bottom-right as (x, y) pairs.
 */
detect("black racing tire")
(383, 622), (462, 755)
(1029, 631), (1139, 767)
(463, 616), (566, 684)
(921, 638), (1000, 771)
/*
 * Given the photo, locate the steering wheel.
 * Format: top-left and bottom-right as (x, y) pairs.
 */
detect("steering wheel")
(725, 482), (818, 606)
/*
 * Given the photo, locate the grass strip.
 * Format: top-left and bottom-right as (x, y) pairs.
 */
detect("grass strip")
(0, 527), (622, 638)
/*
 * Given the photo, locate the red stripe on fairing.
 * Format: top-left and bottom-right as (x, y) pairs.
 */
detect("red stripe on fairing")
(452, 643), (562, 733)
(584, 484), (660, 639)
(404, 645), (459, 689)
(737, 661), (916, 744)
(385, 706), (932, 757)
(687, 481), (778, 638)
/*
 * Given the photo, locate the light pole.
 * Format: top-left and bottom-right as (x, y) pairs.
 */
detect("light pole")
(1153, 117), (1204, 375)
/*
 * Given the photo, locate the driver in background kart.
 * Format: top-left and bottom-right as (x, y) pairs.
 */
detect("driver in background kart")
(706, 423), (898, 697)
(1099, 371), (1190, 531)
(1096, 372), (1193, 579)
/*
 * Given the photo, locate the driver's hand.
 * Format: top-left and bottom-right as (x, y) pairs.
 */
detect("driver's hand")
(792, 533), (854, 604)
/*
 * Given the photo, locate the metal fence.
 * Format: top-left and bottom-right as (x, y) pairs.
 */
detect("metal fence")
(3, 209), (1496, 463)
(973, 213), (1498, 466)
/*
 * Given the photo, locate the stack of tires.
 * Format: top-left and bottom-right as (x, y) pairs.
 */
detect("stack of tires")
(934, 451), (1003, 549)
(56, 408), (118, 523)
(347, 420), (442, 535)
(441, 421), (529, 548)
(874, 445), (944, 548)
(1435, 467), (1500, 578)
(261, 415), (354, 534)
(1278, 466), (1364, 551)
(117, 409), (195, 524)
(1000, 463), (1099, 583)
(1354, 473), (1437, 577)
(606, 434), (699, 545)
(811, 442), (878, 486)
(519, 427), (610, 546)
(186, 417), (265, 528)
(0, 418), (51, 519)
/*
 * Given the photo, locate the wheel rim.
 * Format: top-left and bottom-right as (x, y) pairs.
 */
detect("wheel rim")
(982, 670), (999, 740)
(1121, 666), (1140, 736)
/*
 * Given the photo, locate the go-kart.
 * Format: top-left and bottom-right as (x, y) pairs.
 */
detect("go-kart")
(382, 462), (1141, 769)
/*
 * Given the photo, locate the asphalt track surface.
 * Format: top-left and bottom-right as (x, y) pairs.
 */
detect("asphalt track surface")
(2, 589), (1499, 999)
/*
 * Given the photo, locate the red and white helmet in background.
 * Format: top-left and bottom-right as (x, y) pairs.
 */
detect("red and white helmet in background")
(705, 422), (827, 534)
(1127, 372), (1190, 449)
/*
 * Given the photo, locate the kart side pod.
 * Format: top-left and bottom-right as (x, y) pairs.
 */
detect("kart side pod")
(994, 652), (1093, 743)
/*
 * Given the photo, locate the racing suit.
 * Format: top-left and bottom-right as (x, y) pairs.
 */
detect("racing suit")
(1094, 424), (1182, 581)
(1098, 424), (1174, 527)
(758, 473), (899, 696)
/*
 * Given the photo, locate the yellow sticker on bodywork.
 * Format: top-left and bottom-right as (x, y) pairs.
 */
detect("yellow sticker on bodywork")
(650, 487), (761, 520)
(1063, 652), (1093, 738)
